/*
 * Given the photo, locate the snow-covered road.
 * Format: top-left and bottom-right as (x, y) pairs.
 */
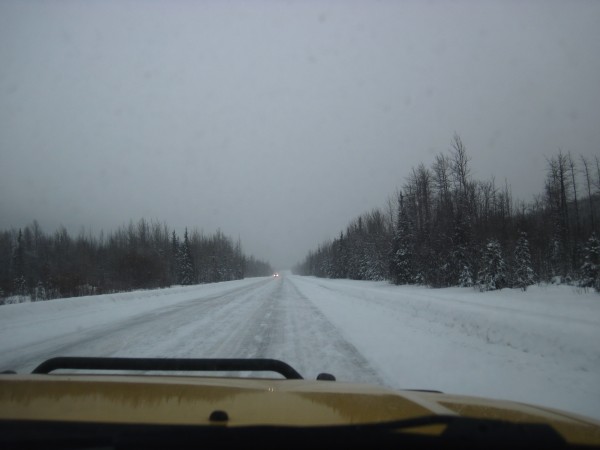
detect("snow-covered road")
(0, 275), (381, 383)
(1, 274), (599, 420)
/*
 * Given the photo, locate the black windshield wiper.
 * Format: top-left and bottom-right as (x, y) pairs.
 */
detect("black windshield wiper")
(31, 356), (304, 379)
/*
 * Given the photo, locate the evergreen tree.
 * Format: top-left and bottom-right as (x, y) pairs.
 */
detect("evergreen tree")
(477, 239), (507, 292)
(234, 238), (244, 279)
(178, 229), (196, 285)
(580, 233), (600, 292)
(170, 231), (180, 284)
(451, 215), (473, 287)
(513, 232), (536, 291)
(331, 232), (348, 279)
(458, 264), (474, 287)
(390, 195), (414, 284)
(11, 230), (27, 296)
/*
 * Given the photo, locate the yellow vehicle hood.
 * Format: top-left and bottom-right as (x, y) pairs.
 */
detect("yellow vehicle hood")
(1, 374), (599, 446)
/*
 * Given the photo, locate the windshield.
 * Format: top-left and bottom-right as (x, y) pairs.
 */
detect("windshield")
(0, 0), (599, 424)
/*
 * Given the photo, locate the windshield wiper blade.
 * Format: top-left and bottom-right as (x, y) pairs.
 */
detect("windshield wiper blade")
(31, 356), (304, 379)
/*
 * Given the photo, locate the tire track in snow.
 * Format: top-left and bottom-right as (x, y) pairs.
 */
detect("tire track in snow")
(167, 275), (383, 382)
(1, 276), (382, 384)
(279, 277), (384, 383)
(0, 279), (272, 372)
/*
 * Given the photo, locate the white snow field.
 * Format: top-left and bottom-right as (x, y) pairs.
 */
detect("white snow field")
(0, 273), (598, 421)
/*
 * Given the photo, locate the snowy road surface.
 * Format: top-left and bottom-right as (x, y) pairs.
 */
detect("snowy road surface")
(1, 273), (599, 421)
(0, 276), (381, 383)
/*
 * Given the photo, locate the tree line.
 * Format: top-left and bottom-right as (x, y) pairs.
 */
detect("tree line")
(294, 134), (600, 292)
(0, 218), (273, 303)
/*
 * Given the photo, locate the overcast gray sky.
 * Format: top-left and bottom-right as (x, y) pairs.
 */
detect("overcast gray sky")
(1, 0), (599, 269)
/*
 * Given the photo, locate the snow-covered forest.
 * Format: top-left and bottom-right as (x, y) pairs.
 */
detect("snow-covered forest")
(2, 134), (599, 303)
(295, 135), (600, 292)
(0, 220), (272, 303)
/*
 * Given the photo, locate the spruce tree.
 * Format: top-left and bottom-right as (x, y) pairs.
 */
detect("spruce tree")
(513, 232), (536, 291)
(477, 239), (507, 292)
(390, 195), (414, 284)
(458, 264), (474, 287)
(11, 230), (26, 296)
(178, 229), (196, 285)
(170, 231), (180, 284)
(580, 233), (600, 292)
